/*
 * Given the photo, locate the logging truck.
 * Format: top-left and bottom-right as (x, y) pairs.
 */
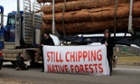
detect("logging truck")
(0, 0), (42, 66)
(1, 0), (140, 67)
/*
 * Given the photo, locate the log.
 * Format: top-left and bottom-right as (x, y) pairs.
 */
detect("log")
(42, 22), (47, 30)
(42, 22), (52, 33)
(41, 0), (140, 14)
(43, 18), (140, 34)
(42, 1), (140, 23)
(37, 0), (92, 3)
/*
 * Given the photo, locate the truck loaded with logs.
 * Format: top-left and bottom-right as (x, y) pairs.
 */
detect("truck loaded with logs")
(37, 0), (140, 46)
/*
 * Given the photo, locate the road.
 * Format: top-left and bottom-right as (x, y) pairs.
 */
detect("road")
(0, 65), (140, 84)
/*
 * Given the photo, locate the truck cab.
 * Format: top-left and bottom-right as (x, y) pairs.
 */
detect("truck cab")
(0, 0), (42, 66)
(4, 11), (23, 42)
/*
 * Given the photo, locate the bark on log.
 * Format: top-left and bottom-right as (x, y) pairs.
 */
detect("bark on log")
(43, 18), (140, 34)
(37, 0), (79, 3)
(42, 22), (47, 30)
(41, 0), (140, 14)
(42, 1), (140, 23)
(42, 22), (52, 33)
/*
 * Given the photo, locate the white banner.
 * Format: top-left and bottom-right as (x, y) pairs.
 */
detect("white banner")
(43, 45), (110, 76)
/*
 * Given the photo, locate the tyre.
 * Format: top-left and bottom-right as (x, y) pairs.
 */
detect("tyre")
(11, 61), (16, 66)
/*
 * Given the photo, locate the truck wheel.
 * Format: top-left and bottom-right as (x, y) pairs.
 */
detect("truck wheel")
(30, 61), (35, 68)
(11, 61), (16, 66)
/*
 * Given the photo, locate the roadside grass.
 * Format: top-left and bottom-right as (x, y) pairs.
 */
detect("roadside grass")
(117, 56), (140, 66)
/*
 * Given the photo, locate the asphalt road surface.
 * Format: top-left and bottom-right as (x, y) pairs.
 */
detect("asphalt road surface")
(0, 65), (140, 84)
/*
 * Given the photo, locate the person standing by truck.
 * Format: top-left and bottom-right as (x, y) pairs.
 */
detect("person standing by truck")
(40, 33), (54, 72)
(101, 29), (115, 76)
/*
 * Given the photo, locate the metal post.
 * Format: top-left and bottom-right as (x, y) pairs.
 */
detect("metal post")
(0, 6), (4, 29)
(33, 0), (42, 45)
(113, 0), (118, 37)
(52, 0), (55, 34)
(15, 0), (21, 46)
(0, 12), (3, 29)
(1, 12), (3, 29)
(128, 0), (133, 33)
(62, 0), (66, 38)
(17, 0), (20, 15)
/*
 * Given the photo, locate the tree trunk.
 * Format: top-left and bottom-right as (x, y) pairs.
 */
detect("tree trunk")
(43, 18), (140, 34)
(42, 1), (140, 23)
(41, 0), (140, 14)
(37, 0), (79, 3)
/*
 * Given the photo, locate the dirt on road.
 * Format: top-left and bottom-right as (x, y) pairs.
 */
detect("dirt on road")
(0, 79), (33, 84)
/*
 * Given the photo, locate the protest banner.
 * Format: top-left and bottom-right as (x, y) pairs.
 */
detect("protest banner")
(43, 45), (110, 76)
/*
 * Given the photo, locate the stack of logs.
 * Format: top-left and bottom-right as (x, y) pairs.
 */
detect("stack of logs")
(38, 0), (140, 34)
